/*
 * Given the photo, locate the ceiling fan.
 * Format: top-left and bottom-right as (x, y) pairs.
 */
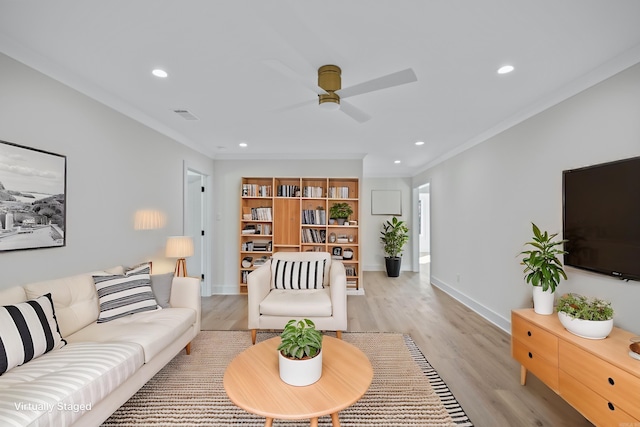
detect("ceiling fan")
(265, 60), (418, 123)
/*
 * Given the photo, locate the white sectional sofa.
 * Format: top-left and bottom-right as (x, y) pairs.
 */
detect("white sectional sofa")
(0, 264), (201, 427)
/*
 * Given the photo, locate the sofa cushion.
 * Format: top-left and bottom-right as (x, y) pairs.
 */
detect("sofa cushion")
(0, 294), (66, 375)
(93, 263), (159, 323)
(0, 341), (143, 427)
(271, 259), (326, 290)
(260, 288), (332, 317)
(65, 307), (196, 363)
(24, 266), (124, 337)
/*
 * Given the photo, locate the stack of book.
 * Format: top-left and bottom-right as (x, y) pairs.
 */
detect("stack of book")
(302, 209), (326, 225)
(277, 185), (300, 197)
(328, 186), (350, 198)
(302, 186), (324, 198)
(242, 184), (272, 197)
(249, 207), (272, 220)
(302, 229), (326, 243)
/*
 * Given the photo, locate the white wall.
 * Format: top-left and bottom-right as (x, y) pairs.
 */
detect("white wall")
(210, 159), (363, 294)
(0, 53), (214, 287)
(413, 63), (640, 333)
(361, 177), (413, 271)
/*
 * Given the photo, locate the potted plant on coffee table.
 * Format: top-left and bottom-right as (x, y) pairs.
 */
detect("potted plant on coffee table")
(519, 222), (568, 315)
(557, 293), (614, 339)
(329, 202), (353, 225)
(277, 319), (323, 386)
(380, 216), (409, 277)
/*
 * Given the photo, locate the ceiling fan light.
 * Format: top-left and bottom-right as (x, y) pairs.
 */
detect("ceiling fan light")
(319, 100), (340, 111)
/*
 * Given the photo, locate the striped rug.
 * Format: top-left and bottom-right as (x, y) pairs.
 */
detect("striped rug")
(103, 331), (473, 426)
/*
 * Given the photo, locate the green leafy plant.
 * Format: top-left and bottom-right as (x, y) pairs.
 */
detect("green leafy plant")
(557, 293), (613, 321)
(277, 319), (323, 360)
(520, 222), (568, 293)
(329, 202), (353, 219)
(380, 216), (409, 258)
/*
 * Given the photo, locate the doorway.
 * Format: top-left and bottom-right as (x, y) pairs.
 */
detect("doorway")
(418, 183), (431, 278)
(185, 167), (210, 296)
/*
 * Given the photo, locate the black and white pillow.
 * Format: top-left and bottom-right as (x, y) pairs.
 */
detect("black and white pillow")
(271, 259), (326, 290)
(0, 293), (66, 375)
(93, 262), (160, 323)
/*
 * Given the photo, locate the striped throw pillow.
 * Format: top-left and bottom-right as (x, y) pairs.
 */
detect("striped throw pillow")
(93, 262), (160, 323)
(271, 259), (326, 290)
(0, 293), (66, 375)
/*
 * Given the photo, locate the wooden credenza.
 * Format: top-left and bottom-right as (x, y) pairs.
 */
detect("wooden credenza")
(511, 309), (640, 426)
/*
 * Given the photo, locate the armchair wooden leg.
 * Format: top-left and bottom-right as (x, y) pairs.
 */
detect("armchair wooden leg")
(251, 329), (257, 345)
(336, 331), (342, 340)
(185, 342), (191, 355)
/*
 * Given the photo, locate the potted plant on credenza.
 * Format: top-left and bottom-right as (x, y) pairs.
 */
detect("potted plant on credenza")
(557, 293), (614, 339)
(519, 223), (568, 315)
(380, 216), (409, 277)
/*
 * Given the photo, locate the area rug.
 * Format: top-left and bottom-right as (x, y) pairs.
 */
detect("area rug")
(102, 331), (473, 426)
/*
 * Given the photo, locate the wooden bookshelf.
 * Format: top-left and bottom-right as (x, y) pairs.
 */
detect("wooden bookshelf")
(239, 177), (360, 293)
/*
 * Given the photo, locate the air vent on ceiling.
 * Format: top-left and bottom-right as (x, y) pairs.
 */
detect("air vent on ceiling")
(173, 109), (199, 121)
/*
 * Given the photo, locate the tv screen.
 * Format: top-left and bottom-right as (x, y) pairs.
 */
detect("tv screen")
(562, 156), (640, 281)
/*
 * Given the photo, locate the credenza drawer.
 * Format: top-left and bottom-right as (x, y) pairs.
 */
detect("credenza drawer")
(560, 369), (639, 426)
(511, 313), (559, 365)
(512, 339), (559, 392)
(559, 340), (640, 420)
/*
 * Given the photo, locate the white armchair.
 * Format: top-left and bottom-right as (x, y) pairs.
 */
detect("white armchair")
(247, 252), (347, 344)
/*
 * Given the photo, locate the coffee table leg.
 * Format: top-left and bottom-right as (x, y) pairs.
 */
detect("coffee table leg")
(330, 412), (341, 426)
(264, 417), (273, 427)
(310, 417), (318, 427)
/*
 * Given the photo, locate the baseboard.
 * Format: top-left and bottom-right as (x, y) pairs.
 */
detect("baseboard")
(430, 276), (511, 334)
(211, 284), (240, 295)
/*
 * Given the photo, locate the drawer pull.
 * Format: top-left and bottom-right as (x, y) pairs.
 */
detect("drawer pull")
(607, 402), (615, 411)
(527, 331), (532, 337)
(528, 352), (533, 359)
(608, 377), (615, 386)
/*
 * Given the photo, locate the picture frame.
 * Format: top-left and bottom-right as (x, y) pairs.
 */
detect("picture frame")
(332, 246), (342, 257)
(0, 140), (67, 252)
(371, 190), (402, 215)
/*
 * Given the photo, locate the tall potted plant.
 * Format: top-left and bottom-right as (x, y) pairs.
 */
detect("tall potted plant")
(380, 216), (409, 277)
(519, 223), (568, 315)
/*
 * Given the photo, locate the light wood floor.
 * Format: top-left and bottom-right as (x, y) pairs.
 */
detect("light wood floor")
(201, 269), (593, 427)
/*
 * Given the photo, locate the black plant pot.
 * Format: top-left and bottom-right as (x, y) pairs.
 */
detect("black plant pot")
(385, 257), (402, 277)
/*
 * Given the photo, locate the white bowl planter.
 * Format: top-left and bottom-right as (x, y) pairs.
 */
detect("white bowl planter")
(278, 349), (322, 386)
(558, 311), (613, 340)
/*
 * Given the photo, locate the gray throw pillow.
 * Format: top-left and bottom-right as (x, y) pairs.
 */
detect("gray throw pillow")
(150, 273), (174, 308)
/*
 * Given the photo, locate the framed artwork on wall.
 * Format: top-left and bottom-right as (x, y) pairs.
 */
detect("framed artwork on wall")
(0, 140), (67, 252)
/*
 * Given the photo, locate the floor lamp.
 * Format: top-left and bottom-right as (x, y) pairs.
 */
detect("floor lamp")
(165, 236), (194, 277)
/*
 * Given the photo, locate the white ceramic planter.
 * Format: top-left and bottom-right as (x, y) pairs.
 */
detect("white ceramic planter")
(278, 349), (322, 386)
(532, 286), (555, 315)
(558, 311), (613, 340)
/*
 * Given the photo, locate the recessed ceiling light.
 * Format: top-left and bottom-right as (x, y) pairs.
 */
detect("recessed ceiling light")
(415, 141), (425, 146)
(394, 160), (401, 164)
(239, 142), (248, 148)
(152, 69), (168, 78)
(497, 65), (514, 75)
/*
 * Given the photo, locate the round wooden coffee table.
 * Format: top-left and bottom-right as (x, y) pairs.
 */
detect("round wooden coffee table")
(224, 335), (373, 427)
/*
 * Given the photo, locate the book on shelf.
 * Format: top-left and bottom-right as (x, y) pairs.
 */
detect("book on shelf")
(302, 186), (324, 198)
(242, 224), (256, 234)
(328, 186), (350, 198)
(302, 228), (326, 243)
(302, 209), (326, 225)
(277, 184), (300, 197)
(242, 183), (272, 197)
(249, 207), (272, 221)
(345, 266), (356, 276)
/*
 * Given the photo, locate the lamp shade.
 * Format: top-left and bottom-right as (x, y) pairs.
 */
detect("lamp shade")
(134, 210), (167, 230)
(165, 236), (194, 258)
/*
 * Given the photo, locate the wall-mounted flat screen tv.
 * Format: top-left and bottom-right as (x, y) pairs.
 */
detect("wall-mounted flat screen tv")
(562, 156), (640, 281)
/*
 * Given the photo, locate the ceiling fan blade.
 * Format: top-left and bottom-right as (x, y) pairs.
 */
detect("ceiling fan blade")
(340, 100), (371, 123)
(263, 59), (327, 95)
(271, 99), (316, 113)
(336, 68), (417, 99)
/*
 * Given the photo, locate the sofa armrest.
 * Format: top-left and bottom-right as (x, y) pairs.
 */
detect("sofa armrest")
(329, 260), (347, 330)
(170, 276), (201, 333)
(247, 260), (272, 329)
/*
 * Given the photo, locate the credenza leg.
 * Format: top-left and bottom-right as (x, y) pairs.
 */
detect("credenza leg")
(520, 365), (527, 386)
